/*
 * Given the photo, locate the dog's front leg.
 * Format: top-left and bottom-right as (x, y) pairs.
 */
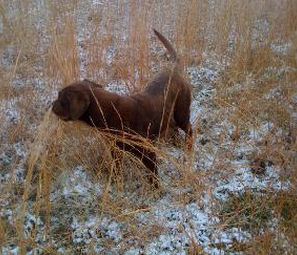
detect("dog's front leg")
(115, 141), (159, 188)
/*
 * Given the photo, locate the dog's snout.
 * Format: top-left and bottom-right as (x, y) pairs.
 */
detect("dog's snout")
(52, 100), (61, 116)
(52, 100), (57, 112)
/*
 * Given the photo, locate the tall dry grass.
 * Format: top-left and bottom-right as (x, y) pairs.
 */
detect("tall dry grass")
(0, 0), (296, 253)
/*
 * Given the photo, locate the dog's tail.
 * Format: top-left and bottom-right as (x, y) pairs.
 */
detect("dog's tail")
(153, 29), (180, 67)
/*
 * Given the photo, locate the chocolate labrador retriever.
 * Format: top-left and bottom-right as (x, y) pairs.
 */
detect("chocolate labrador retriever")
(52, 29), (193, 187)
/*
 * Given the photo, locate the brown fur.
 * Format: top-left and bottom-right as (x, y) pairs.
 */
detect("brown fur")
(52, 30), (193, 187)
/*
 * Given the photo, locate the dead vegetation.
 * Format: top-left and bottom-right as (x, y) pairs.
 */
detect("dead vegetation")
(0, 0), (296, 254)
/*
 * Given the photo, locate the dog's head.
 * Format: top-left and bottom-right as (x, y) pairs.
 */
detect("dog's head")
(52, 82), (95, 121)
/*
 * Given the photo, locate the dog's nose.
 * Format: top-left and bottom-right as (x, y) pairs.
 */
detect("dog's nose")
(52, 101), (58, 113)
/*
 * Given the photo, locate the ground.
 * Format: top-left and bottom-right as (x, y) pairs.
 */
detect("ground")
(0, 0), (297, 254)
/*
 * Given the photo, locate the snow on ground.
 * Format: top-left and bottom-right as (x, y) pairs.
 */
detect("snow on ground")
(1, 98), (21, 126)
(3, 57), (290, 254)
(0, 1), (295, 254)
(1, 58), (291, 254)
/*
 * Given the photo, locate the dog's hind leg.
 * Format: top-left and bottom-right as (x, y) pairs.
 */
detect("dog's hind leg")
(174, 91), (193, 149)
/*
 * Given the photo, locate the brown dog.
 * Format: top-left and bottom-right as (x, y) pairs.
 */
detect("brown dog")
(52, 29), (192, 186)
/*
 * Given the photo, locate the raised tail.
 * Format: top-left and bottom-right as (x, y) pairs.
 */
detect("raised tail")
(153, 29), (179, 65)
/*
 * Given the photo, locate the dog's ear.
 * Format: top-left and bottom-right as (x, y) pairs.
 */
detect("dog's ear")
(67, 90), (91, 120)
(82, 79), (103, 88)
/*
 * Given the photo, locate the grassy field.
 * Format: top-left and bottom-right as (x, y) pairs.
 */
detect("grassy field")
(0, 0), (296, 254)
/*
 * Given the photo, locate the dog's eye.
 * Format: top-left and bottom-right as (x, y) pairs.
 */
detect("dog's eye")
(60, 97), (68, 107)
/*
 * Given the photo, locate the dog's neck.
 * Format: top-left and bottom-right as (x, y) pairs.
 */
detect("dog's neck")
(79, 98), (110, 129)
(79, 91), (128, 131)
